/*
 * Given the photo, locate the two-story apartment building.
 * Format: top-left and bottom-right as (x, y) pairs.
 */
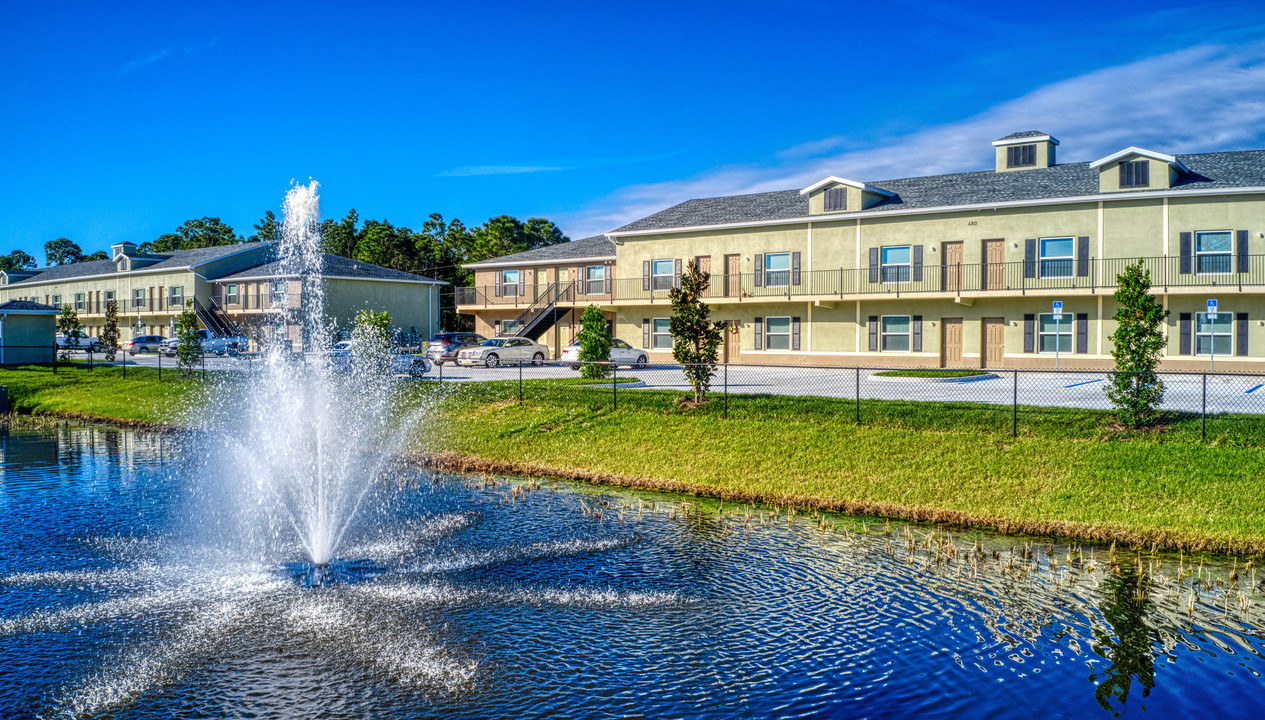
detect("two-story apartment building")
(457, 132), (1265, 370)
(0, 241), (445, 349)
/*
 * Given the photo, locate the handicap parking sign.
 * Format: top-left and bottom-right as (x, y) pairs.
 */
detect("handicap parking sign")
(1052, 300), (1064, 321)
(1207, 299), (1218, 318)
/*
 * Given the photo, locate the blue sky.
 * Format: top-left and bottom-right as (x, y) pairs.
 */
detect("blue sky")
(4, 1), (1265, 262)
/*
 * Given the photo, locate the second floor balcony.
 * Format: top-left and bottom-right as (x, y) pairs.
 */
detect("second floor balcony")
(454, 254), (1265, 308)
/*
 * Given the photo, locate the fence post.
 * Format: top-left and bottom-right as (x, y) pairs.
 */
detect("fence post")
(518, 360), (523, 405)
(612, 362), (618, 411)
(52, 344), (57, 374)
(88, 347), (93, 371)
(723, 362), (729, 419)
(122, 351), (126, 378)
(202, 353), (206, 381)
(1202, 373), (1207, 440)
(855, 367), (861, 423)
(438, 361), (442, 382)
(158, 351), (162, 381)
(1012, 370), (1019, 438)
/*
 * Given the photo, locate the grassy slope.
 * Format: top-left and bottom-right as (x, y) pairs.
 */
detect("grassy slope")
(5, 365), (1264, 552)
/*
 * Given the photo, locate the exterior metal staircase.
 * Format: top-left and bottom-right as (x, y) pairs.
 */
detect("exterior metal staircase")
(499, 282), (573, 340)
(193, 297), (242, 337)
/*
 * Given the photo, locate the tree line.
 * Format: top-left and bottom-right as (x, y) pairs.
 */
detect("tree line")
(6, 210), (569, 330)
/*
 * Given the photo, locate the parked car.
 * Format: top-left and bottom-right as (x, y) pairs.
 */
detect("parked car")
(126, 335), (167, 355)
(560, 338), (648, 370)
(424, 332), (487, 366)
(161, 329), (247, 357)
(55, 331), (108, 352)
(456, 337), (548, 368)
(325, 340), (432, 377)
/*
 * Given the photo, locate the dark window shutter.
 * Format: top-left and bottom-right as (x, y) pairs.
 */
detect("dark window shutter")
(754, 317), (763, 350)
(824, 187), (847, 211)
(754, 254), (764, 287)
(520, 275), (526, 296)
(1179, 233), (1192, 275)
(642, 260), (651, 291)
(1237, 230), (1249, 274)
(1023, 239), (1037, 278)
(1076, 236), (1090, 277)
(868, 315), (879, 352)
(1237, 312), (1249, 356)
(913, 245), (924, 282)
(605, 272), (612, 295)
(494, 320), (502, 335)
(1076, 313), (1088, 354)
(1023, 314), (1035, 353)
(642, 319), (650, 349)
(1179, 313), (1192, 355)
(912, 315), (923, 352)
(791, 317), (801, 351)
(494, 273), (502, 297)
(674, 258), (682, 287)
(791, 252), (801, 286)
(868, 248), (879, 283)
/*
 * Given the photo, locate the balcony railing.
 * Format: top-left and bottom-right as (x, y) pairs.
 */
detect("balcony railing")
(453, 255), (1265, 307)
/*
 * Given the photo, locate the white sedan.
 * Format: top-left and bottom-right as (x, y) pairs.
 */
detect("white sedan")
(560, 338), (649, 369)
(456, 337), (548, 368)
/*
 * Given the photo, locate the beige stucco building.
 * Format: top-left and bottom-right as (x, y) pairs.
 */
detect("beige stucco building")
(457, 132), (1265, 370)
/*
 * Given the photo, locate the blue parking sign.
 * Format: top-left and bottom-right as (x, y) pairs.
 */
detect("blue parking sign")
(1208, 299), (1218, 318)
(1052, 300), (1064, 321)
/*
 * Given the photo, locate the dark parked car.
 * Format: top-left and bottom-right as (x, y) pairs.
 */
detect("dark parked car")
(425, 332), (487, 366)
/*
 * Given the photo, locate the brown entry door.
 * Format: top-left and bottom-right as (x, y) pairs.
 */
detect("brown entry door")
(941, 242), (964, 292)
(723, 320), (741, 362)
(725, 254), (741, 297)
(940, 318), (963, 367)
(982, 239), (1005, 290)
(981, 317), (1005, 368)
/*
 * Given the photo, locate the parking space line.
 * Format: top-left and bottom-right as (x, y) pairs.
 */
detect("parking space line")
(1246, 384), (1263, 394)
(1064, 379), (1104, 388)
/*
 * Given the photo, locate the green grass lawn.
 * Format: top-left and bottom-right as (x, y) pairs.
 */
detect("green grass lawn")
(5, 365), (1265, 552)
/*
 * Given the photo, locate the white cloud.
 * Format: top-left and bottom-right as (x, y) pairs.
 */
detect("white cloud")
(119, 48), (173, 74)
(435, 165), (567, 177)
(558, 42), (1265, 238)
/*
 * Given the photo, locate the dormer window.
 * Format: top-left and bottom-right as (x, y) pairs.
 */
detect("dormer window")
(1119, 160), (1149, 188)
(824, 187), (847, 212)
(1007, 144), (1037, 168)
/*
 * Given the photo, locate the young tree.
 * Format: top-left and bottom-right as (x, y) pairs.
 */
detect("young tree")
(1106, 260), (1170, 427)
(101, 300), (120, 362)
(45, 238), (84, 266)
(669, 259), (725, 404)
(352, 309), (392, 377)
(56, 305), (82, 360)
(576, 304), (611, 379)
(175, 307), (203, 376)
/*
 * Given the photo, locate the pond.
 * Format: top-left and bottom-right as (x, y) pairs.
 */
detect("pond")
(1, 424), (1263, 719)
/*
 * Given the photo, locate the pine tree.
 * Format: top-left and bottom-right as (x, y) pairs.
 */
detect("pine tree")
(669, 259), (725, 404)
(1106, 260), (1169, 427)
(577, 304), (611, 379)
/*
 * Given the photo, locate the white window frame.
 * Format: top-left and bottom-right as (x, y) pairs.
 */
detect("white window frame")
(585, 265), (606, 295)
(765, 316), (792, 351)
(502, 319), (521, 336)
(169, 285), (184, 308)
(880, 246), (911, 284)
(225, 284), (239, 305)
(651, 317), (672, 349)
(764, 253), (791, 287)
(501, 269), (521, 296)
(132, 289), (146, 309)
(651, 260), (675, 291)
(1039, 237), (1075, 278)
(74, 293), (86, 311)
(104, 290), (115, 303)
(52, 294), (61, 306)
(880, 315), (911, 352)
(1196, 311), (1233, 356)
(270, 280), (289, 307)
(1037, 313), (1073, 354)
(1195, 230), (1233, 275)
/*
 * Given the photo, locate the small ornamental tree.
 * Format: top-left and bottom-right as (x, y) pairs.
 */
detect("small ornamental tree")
(353, 309), (393, 377)
(56, 305), (82, 360)
(1106, 260), (1170, 427)
(101, 300), (120, 361)
(669, 258), (725, 404)
(577, 304), (611, 379)
(175, 307), (202, 375)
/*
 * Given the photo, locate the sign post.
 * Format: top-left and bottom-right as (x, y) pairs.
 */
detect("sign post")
(1052, 301), (1064, 370)
(1207, 299), (1218, 373)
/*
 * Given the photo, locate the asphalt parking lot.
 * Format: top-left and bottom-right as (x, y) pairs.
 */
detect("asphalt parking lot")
(74, 351), (1265, 415)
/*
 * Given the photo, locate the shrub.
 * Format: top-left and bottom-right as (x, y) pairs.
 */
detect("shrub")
(1106, 260), (1169, 427)
(669, 259), (725, 404)
(577, 304), (611, 379)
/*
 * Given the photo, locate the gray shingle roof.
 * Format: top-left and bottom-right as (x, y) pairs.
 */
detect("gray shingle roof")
(614, 149), (1265, 233)
(217, 253), (443, 283)
(5, 243), (274, 286)
(995, 130), (1051, 141)
(0, 300), (60, 313)
(465, 235), (615, 268)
